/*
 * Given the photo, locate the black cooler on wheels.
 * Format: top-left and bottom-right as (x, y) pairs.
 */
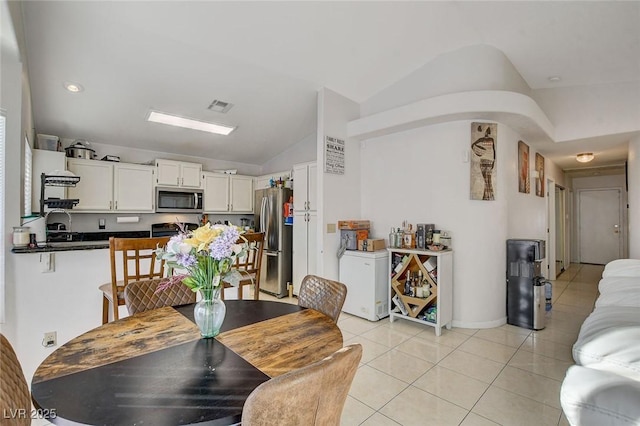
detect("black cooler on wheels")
(506, 239), (547, 330)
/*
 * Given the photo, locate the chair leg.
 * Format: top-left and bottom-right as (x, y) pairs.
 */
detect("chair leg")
(238, 285), (243, 300)
(102, 296), (109, 324)
(254, 282), (259, 300)
(112, 300), (119, 323)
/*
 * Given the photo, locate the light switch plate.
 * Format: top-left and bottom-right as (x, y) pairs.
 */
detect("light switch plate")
(327, 223), (336, 234)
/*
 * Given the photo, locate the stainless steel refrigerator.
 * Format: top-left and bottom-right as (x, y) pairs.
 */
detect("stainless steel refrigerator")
(255, 187), (293, 298)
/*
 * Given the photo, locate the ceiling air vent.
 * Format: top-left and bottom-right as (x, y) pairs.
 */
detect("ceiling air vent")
(207, 99), (233, 113)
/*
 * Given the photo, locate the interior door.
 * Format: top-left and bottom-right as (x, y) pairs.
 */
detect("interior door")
(555, 186), (565, 275)
(578, 188), (622, 264)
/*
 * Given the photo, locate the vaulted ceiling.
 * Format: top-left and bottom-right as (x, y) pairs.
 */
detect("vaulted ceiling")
(19, 1), (640, 170)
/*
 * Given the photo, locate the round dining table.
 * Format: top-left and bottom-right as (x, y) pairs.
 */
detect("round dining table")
(31, 300), (343, 426)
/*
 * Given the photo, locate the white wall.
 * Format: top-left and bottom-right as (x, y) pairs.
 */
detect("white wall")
(361, 120), (539, 328)
(629, 136), (640, 258)
(361, 44), (532, 116)
(533, 81), (640, 142)
(316, 88), (361, 281)
(260, 132), (316, 175)
(1, 0), (28, 341)
(81, 140), (263, 176)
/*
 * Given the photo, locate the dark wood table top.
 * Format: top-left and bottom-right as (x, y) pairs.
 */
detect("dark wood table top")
(31, 300), (343, 426)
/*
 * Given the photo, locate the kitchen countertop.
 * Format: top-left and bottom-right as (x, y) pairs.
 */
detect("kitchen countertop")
(11, 230), (151, 254)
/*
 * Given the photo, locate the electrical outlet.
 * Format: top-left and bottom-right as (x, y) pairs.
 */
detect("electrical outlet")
(43, 331), (57, 348)
(99, 218), (106, 230)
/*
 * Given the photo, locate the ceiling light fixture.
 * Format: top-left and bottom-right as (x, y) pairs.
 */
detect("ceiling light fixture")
(147, 110), (236, 135)
(548, 76), (562, 82)
(576, 152), (595, 163)
(63, 82), (84, 93)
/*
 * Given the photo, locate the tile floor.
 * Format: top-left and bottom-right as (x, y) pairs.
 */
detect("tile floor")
(268, 263), (601, 426)
(33, 263), (599, 426)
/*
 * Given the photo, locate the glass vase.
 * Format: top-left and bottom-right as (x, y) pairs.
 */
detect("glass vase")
(194, 286), (226, 338)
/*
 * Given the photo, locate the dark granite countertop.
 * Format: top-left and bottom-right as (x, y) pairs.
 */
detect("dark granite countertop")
(11, 230), (150, 254)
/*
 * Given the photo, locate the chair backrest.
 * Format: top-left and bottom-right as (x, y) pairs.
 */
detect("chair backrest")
(241, 344), (362, 426)
(298, 275), (348, 323)
(0, 334), (31, 426)
(110, 236), (170, 294)
(124, 278), (196, 315)
(234, 232), (264, 279)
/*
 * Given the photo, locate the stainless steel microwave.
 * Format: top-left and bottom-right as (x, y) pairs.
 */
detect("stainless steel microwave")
(155, 187), (203, 213)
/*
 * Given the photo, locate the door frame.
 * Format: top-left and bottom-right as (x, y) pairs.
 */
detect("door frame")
(546, 177), (556, 279)
(555, 185), (566, 276)
(576, 187), (624, 263)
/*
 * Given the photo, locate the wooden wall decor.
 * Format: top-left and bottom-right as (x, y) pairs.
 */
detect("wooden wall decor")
(470, 122), (497, 200)
(535, 152), (545, 197)
(518, 140), (530, 194)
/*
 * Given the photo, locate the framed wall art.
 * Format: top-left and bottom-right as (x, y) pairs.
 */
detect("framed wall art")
(535, 152), (545, 197)
(470, 122), (497, 201)
(518, 140), (530, 194)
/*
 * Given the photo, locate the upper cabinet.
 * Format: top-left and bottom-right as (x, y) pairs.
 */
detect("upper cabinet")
(203, 172), (254, 213)
(155, 159), (202, 188)
(292, 162), (317, 212)
(67, 159), (154, 212)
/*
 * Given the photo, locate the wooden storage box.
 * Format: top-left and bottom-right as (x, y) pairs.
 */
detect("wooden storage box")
(338, 220), (371, 230)
(358, 238), (386, 252)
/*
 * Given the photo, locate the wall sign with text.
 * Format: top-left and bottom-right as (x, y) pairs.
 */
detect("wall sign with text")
(325, 136), (345, 175)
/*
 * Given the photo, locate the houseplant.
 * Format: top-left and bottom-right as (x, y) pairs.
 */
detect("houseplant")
(156, 223), (247, 337)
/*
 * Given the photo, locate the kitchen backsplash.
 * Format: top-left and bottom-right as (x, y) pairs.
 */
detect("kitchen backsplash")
(45, 212), (254, 234)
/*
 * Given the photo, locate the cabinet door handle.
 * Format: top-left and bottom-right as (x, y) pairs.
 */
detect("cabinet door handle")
(115, 201), (117, 210)
(109, 201), (112, 210)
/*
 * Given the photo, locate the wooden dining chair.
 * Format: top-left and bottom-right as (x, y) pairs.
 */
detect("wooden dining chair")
(222, 232), (265, 300)
(124, 278), (196, 315)
(297, 275), (348, 323)
(99, 236), (170, 324)
(0, 333), (31, 426)
(241, 344), (362, 426)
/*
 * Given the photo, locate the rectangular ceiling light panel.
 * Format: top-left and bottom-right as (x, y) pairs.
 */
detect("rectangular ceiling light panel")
(147, 111), (236, 135)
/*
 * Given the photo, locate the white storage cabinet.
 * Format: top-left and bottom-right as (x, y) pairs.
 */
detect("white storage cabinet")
(203, 172), (254, 213)
(292, 161), (317, 295)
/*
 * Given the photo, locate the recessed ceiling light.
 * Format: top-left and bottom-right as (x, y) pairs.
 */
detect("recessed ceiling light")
(63, 82), (84, 93)
(147, 110), (236, 136)
(576, 152), (595, 163)
(548, 76), (562, 83)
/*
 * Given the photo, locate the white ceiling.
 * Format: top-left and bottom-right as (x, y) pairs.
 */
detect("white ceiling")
(19, 1), (640, 169)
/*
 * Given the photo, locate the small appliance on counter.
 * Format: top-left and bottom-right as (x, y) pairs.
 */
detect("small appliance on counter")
(65, 140), (96, 160)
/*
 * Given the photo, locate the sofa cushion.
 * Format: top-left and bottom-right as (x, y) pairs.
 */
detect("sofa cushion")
(573, 306), (640, 380)
(561, 365), (640, 426)
(602, 259), (640, 278)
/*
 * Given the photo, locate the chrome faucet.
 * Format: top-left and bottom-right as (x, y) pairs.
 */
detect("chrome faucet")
(45, 209), (72, 240)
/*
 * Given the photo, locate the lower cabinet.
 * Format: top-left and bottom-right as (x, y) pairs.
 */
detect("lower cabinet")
(292, 210), (317, 295)
(388, 248), (453, 336)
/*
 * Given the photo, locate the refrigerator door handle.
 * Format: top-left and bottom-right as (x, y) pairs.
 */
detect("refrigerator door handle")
(264, 251), (278, 257)
(260, 196), (267, 233)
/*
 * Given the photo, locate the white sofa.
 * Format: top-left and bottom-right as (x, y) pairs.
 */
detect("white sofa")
(561, 259), (640, 426)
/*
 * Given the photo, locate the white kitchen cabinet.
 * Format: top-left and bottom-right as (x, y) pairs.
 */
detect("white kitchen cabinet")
(113, 163), (155, 212)
(292, 210), (317, 296)
(67, 159), (113, 211)
(339, 250), (389, 321)
(203, 172), (254, 213)
(292, 162), (317, 212)
(292, 162), (317, 295)
(155, 159), (202, 188)
(67, 159), (154, 212)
